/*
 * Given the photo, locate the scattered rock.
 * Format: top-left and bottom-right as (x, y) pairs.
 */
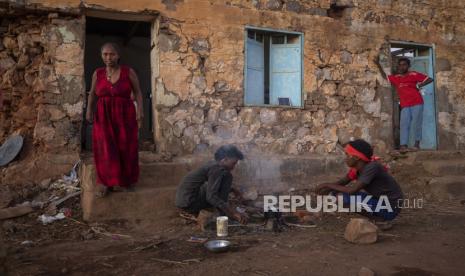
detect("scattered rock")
(358, 266), (375, 276)
(81, 229), (95, 240)
(344, 218), (378, 244)
(2, 220), (18, 233)
(197, 209), (216, 232)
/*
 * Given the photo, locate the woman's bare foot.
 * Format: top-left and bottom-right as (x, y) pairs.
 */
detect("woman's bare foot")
(113, 186), (135, 192)
(95, 186), (113, 198)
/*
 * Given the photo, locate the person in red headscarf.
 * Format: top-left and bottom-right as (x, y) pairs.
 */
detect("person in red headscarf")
(315, 139), (404, 221)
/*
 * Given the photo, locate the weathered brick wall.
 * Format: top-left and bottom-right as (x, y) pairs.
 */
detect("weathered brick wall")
(0, 12), (84, 189)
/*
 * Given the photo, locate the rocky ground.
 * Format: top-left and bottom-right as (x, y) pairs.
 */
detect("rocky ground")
(2, 198), (465, 276)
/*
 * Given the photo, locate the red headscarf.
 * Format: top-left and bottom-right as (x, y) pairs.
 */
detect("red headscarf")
(344, 144), (389, 180)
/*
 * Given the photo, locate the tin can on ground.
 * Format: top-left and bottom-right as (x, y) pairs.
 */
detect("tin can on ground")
(216, 216), (228, 237)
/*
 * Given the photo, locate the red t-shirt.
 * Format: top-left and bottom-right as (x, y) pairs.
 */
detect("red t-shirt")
(388, 71), (429, 108)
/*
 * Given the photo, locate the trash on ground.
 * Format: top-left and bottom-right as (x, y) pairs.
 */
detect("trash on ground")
(38, 212), (66, 225)
(20, 240), (33, 246)
(187, 236), (208, 243)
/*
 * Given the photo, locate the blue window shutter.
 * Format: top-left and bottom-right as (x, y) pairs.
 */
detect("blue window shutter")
(246, 37), (265, 105)
(270, 36), (302, 107)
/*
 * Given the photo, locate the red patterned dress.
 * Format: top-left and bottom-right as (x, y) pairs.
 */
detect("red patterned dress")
(92, 65), (139, 187)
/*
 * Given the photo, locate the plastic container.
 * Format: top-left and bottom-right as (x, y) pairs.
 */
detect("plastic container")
(216, 216), (228, 237)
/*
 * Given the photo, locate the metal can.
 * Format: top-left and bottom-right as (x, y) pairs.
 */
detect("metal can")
(216, 216), (228, 237)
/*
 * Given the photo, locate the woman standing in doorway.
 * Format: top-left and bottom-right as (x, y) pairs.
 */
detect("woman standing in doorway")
(86, 42), (143, 197)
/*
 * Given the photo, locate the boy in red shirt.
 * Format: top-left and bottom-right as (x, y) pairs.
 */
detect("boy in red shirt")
(382, 58), (433, 152)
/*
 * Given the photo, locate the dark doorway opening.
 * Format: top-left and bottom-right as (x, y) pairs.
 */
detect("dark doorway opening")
(83, 17), (153, 151)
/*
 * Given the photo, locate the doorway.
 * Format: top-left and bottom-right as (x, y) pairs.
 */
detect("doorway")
(390, 42), (437, 150)
(83, 17), (153, 151)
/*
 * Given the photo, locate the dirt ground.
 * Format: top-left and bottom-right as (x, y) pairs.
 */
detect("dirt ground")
(3, 198), (465, 276)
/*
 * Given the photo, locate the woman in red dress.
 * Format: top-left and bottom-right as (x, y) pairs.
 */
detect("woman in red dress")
(86, 43), (143, 197)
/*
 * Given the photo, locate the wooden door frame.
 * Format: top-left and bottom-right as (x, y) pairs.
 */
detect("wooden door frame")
(389, 40), (438, 150)
(81, 8), (159, 151)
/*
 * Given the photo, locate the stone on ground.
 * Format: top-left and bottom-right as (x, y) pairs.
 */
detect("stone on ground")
(197, 209), (216, 232)
(358, 266), (375, 276)
(344, 218), (378, 244)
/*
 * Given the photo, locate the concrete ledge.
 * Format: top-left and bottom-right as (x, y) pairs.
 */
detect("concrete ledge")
(413, 151), (465, 162)
(81, 187), (177, 222)
(429, 176), (465, 201)
(80, 161), (179, 222)
(80, 154), (346, 222)
(423, 160), (465, 176)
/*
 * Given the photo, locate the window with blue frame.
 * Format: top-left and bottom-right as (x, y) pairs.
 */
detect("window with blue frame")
(244, 28), (303, 107)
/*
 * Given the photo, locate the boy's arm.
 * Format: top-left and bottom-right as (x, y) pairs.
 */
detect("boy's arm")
(337, 176), (352, 186)
(205, 170), (229, 210)
(418, 77), (433, 88)
(230, 186), (242, 198)
(375, 54), (393, 80)
(315, 176), (351, 194)
(321, 180), (366, 194)
(206, 170), (248, 224)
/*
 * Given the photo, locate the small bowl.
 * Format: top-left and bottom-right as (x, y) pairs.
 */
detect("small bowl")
(204, 240), (231, 253)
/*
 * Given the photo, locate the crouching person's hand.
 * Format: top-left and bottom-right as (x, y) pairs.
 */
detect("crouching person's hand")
(233, 211), (249, 225)
(315, 183), (332, 195)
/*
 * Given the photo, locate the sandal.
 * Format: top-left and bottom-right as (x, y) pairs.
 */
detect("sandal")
(179, 210), (197, 222)
(399, 146), (408, 154)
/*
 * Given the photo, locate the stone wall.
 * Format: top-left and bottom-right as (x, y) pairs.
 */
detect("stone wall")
(152, 0), (465, 156)
(0, 12), (84, 192)
(1, 0), (465, 187)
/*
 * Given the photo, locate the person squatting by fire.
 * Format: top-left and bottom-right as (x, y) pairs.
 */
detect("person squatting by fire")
(315, 139), (404, 221)
(175, 145), (249, 225)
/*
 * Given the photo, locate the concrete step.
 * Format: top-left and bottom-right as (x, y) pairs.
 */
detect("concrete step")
(412, 150), (465, 162)
(422, 159), (465, 176)
(80, 162), (179, 222)
(428, 176), (465, 201)
(81, 186), (178, 222)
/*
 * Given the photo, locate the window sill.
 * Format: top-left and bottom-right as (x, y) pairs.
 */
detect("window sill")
(243, 104), (304, 109)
